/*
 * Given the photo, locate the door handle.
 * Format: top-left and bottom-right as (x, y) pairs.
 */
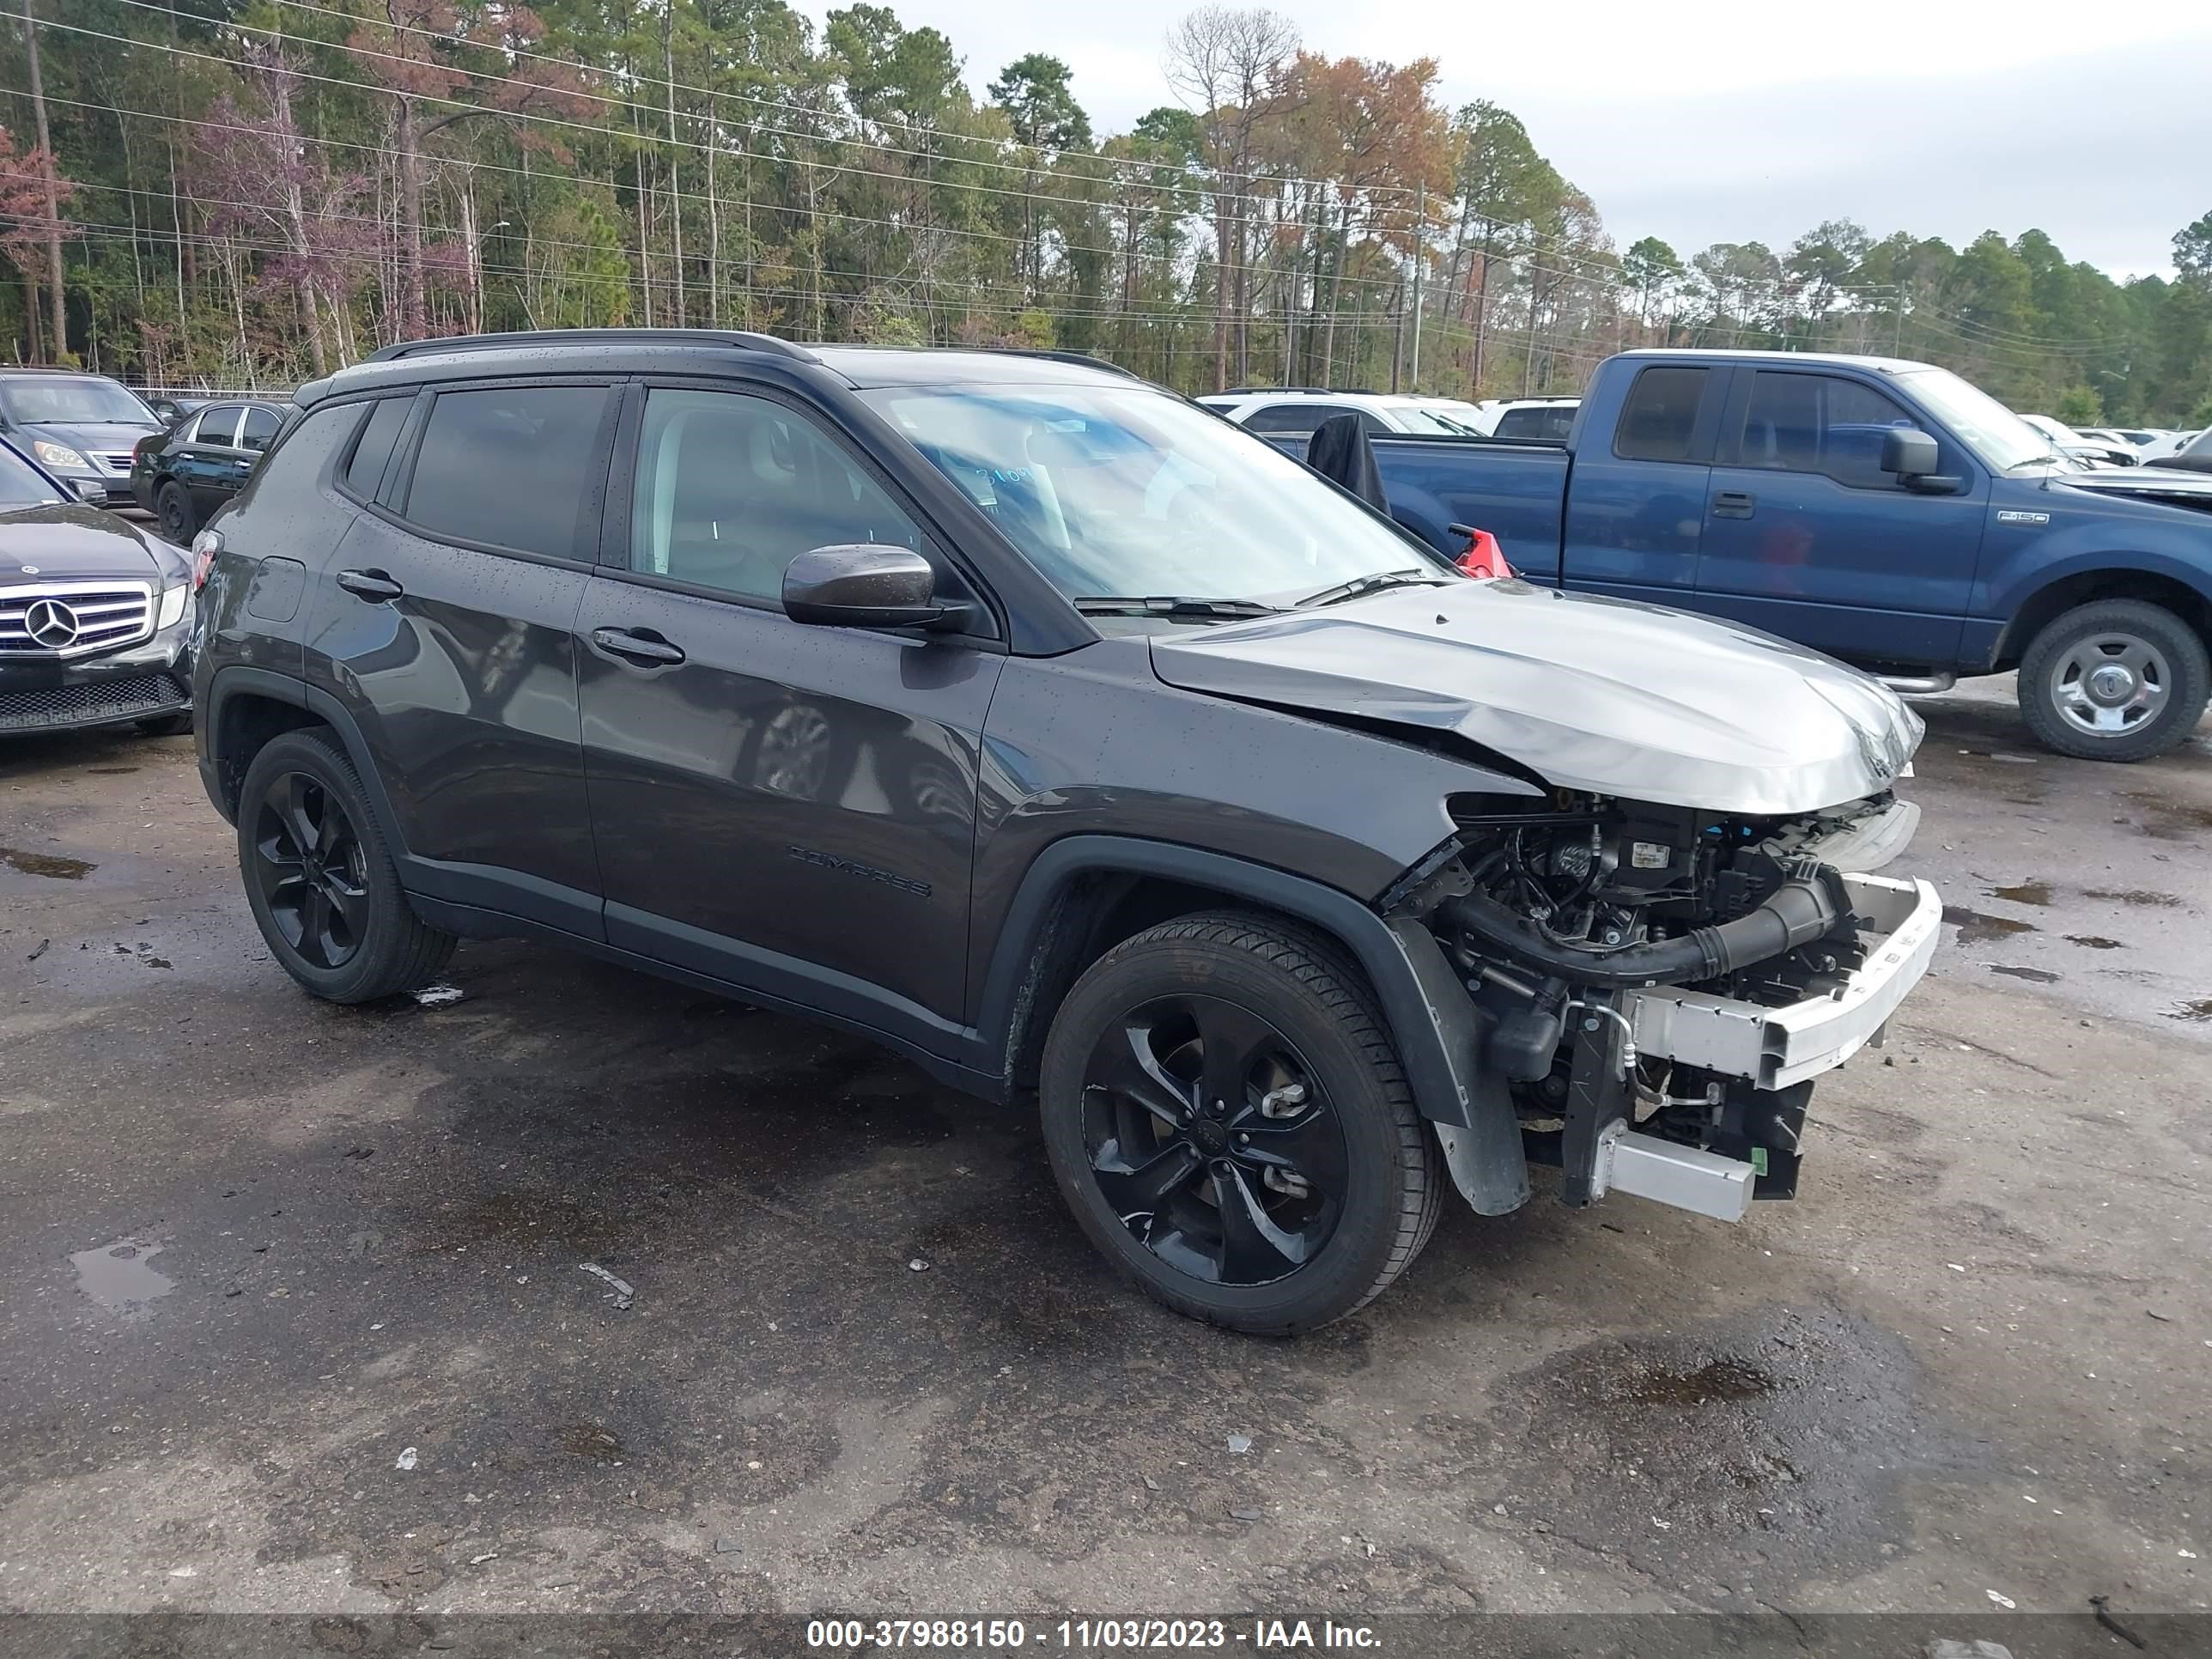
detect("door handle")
(335, 568), (404, 604)
(1712, 490), (1756, 519)
(590, 627), (686, 667)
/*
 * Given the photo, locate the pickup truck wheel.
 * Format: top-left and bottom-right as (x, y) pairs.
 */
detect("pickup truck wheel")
(2017, 599), (2210, 762)
(1039, 912), (1443, 1334)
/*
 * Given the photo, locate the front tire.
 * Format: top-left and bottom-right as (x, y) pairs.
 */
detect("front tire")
(2017, 599), (2209, 761)
(236, 728), (456, 1002)
(137, 710), (194, 737)
(1039, 913), (1443, 1334)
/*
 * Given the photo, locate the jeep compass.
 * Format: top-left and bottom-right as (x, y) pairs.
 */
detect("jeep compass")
(191, 329), (1941, 1333)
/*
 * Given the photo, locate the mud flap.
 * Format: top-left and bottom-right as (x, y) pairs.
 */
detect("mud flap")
(1386, 917), (1528, 1217)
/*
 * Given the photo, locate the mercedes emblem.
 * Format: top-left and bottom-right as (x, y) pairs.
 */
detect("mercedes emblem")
(23, 596), (81, 649)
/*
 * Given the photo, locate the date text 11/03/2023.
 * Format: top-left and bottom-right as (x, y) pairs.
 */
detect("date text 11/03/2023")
(804, 1619), (1383, 1650)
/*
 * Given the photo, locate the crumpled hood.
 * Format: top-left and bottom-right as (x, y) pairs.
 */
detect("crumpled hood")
(1149, 579), (1923, 815)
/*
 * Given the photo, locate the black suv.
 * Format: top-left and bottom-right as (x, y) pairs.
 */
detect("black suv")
(192, 329), (1942, 1333)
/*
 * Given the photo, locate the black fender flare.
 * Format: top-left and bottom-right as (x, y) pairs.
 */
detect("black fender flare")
(975, 836), (1528, 1213)
(201, 665), (411, 854)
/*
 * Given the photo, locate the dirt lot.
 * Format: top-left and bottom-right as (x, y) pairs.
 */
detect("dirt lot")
(0, 680), (2207, 1637)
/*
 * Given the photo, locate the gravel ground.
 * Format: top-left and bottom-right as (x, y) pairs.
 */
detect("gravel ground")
(0, 681), (2205, 1637)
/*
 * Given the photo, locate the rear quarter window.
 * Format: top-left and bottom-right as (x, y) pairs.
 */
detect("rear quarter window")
(1613, 368), (1709, 463)
(224, 404), (362, 518)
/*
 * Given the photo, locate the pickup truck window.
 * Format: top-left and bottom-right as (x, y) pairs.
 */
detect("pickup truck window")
(1613, 368), (1708, 462)
(1891, 367), (2050, 471)
(1737, 371), (1914, 489)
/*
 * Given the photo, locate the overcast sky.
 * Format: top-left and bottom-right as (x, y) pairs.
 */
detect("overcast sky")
(799, 0), (2212, 279)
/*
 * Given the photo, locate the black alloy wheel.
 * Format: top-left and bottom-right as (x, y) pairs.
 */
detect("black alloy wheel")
(1082, 994), (1349, 1286)
(234, 727), (456, 1001)
(1040, 913), (1443, 1334)
(250, 771), (370, 969)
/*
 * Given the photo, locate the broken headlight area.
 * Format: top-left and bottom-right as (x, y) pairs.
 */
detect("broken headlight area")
(1390, 790), (1942, 1222)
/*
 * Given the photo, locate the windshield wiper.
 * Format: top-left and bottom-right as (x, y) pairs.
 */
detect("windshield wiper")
(1071, 595), (1283, 619)
(1293, 568), (1450, 609)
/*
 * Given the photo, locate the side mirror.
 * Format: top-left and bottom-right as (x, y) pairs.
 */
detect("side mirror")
(1881, 428), (1940, 478)
(783, 544), (948, 629)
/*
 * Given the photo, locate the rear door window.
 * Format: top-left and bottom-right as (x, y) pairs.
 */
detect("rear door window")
(1613, 368), (1709, 462)
(400, 385), (610, 560)
(240, 406), (282, 453)
(194, 404), (244, 449)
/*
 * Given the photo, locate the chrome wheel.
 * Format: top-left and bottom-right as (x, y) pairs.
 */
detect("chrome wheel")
(2048, 633), (2170, 738)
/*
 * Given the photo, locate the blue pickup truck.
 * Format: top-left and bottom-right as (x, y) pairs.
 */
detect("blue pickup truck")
(1301, 349), (2212, 762)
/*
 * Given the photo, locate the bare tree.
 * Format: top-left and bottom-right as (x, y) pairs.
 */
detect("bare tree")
(1165, 4), (1297, 390)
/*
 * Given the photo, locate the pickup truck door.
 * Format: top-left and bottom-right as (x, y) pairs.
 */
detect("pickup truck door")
(1558, 363), (1721, 603)
(1693, 368), (1987, 665)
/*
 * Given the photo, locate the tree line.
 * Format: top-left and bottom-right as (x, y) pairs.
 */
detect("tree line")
(3, 0), (2209, 426)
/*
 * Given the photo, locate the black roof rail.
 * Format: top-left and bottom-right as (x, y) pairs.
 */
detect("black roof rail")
(365, 328), (818, 364)
(971, 348), (1141, 380)
(1217, 385), (1332, 396)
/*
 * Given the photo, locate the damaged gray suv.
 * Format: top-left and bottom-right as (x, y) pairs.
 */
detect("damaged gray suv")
(191, 330), (1942, 1333)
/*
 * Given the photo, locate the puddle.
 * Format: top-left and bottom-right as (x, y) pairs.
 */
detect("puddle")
(2165, 999), (2212, 1024)
(1613, 1357), (1774, 1406)
(1479, 1305), (1972, 1591)
(1947, 908), (2038, 945)
(1990, 964), (2061, 984)
(555, 1422), (625, 1462)
(0, 846), (95, 879)
(1984, 879), (2052, 906)
(69, 1239), (174, 1320)
(85, 765), (139, 775)
(2066, 935), (2124, 950)
(2084, 888), (2184, 908)
(2123, 790), (2212, 839)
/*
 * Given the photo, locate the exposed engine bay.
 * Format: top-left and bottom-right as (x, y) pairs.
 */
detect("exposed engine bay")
(1389, 790), (1940, 1220)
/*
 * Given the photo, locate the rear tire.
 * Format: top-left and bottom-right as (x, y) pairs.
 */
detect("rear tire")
(1039, 912), (1443, 1334)
(155, 479), (198, 544)
(2017, 599), (2209, 761)
(236, 728), (456, 1002)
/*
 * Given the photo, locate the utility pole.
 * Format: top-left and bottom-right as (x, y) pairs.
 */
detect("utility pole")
(1409, 182), (1424, 391)
(21, 2), (66, 360)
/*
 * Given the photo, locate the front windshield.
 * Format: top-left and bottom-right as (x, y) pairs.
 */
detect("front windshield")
(1894, 368), (2063, 470)
(860, 383), (1443, 605)
(0, 377), (157, 427)
(0, 444), (64, 507)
